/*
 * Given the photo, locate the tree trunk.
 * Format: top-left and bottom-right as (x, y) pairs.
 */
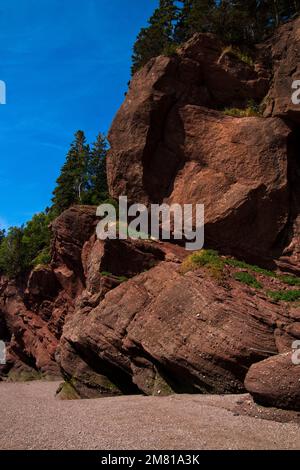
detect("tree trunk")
(273, 0), (280, 26)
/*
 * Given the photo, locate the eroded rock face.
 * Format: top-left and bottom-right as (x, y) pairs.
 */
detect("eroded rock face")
(107, 31), (299, 267)
(261, 17), (300, 274)
(0, 276), (60, 378)
(108, 34), (270, 207)
(245, 352), (300, 411)
(0, 207), (170, 381)
(263, 17), (300, 124)
(58, 260), (300, 398)
(51, 205), (98, 296)
(164, 107), (291, 261)
(0, 206), (99, 380)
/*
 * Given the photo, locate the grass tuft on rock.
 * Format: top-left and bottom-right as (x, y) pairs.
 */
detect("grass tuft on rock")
(279, 275), (300, 286)
(267, 290), (300, 302)
(225, 258), (275, 277)
(181, 249), (224, 278)
(223, 100), (262, 118)
(233, 271), (262, 289)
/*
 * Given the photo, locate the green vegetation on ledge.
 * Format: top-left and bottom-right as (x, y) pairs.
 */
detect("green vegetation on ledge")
(132, 0), (300, 74)
(181, 249), (300, 301)
(233, 272), (262, 289)
(224, 258), (275, 277)
(223, 100), (262, 118)
(278, 275), (300, 286)
(268, 290), (300, 302)
(180, 249), (224, 279)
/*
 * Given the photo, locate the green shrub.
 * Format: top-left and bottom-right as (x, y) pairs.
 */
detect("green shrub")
(0, 227), (25, 277)
(268, 290), (300, 302)
(56, 381), (80, 400)
(233, 271), (262, 289)
(181, 249), (224, 278)
(223, 100), (262, 118)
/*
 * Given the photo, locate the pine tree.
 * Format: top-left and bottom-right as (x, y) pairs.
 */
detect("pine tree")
(0, 227), (25, 277)
(131, 0), (300, 74)
(131, 0), (178, 75)
(84, 133), (109, 205)
(51, 130), (89, 215)
(22, 212), (51, 268)
(175, 0), (215, 42)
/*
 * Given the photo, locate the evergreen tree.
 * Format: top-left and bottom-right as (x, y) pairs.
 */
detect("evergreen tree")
(0, 129), (110, 278)
(131, 0), (299, 73)
(51, 130), (89, 215)
(131, 0), (178, 74)
(84, 133), (109, 205)
(0, 212), (53, 277)
(22, 212), (51, 268)
(0, 227), (25, 277)
(175, 0), (215, 42)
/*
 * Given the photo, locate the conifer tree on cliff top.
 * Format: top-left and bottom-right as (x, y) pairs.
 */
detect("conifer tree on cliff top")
(174, 0), (215, 43)
(131, 0), (300, 74)
(51, 130), (90, 215)
(51, 130), (109, 215)
(84, 133), (109, 206)
(131, 0), (178, 75)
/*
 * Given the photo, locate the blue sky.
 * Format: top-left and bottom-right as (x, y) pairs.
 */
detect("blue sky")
(0, 0), (158, 229)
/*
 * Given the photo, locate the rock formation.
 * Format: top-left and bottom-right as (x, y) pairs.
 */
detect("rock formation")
(58, 259), (297, 399)
(1, 18), (300, 410)
(0, 206), (97, 380)
(108, 23), (300, 270)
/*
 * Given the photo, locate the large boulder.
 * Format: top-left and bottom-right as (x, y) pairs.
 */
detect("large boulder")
(245, 352), (300, 411)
